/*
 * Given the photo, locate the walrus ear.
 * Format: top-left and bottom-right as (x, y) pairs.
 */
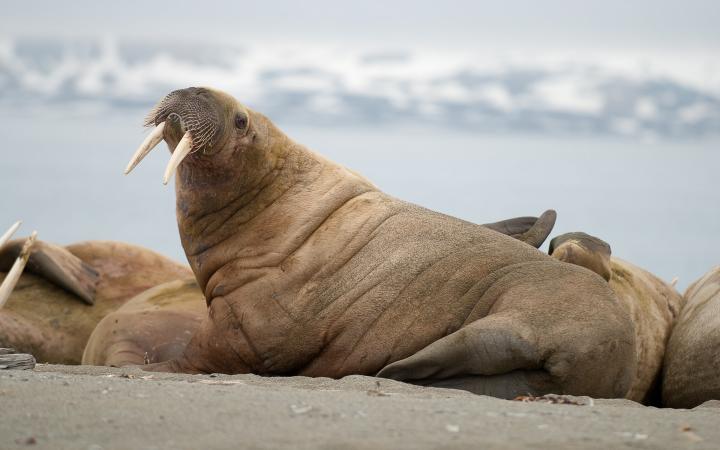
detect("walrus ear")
(482, 210), (557, 249)
(0, 239), (99, 305)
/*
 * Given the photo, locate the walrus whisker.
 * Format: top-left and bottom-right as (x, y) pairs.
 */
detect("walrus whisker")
(163, 131), (193, 185)
(0, 231), (37, 309)
(125, 122), (166, 175)
(0, 221), (22, 249)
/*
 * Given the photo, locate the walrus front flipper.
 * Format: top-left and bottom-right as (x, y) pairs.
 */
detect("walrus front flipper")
(482, 209), (557, 249)
(0, 239), (99, 305)
(549, 232), (612, 281)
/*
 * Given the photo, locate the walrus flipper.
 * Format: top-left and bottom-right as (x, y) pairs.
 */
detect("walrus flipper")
(377, 313), (558, 399)
(0, 239), (99, 305)
(482, 209), (557, 249)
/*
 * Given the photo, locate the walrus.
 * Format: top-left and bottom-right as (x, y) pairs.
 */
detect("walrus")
(83, 278), (205, 367)
(548, 232), (683, 403)
(0, 239), (191, 364)
(0, 221), (37, 309)
(662, 266), (720, 408)
(80, 212), (556, 369)
(124, 86), (635, 399)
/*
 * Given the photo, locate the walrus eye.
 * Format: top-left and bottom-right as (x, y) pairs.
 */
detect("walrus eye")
(235, 113), (248, 131)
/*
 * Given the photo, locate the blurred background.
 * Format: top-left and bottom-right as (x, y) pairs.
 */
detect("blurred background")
(1, 0), (718, 289)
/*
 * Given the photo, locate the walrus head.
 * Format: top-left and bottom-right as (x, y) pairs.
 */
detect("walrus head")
(125, 86), (272, 185)
(126, 87), (332, 289)
(549, 232), (612, 281)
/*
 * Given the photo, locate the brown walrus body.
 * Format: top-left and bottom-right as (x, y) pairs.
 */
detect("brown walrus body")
(83, 278), (205, 367)
(0, 240), (191, 364)
(127, 87), (636, 399)
(79, 212), (556, 369)
(549, 233), (683, 403)
(662, 267), (720, 408)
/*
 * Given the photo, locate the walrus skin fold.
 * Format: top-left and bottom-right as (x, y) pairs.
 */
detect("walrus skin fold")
(125, 86), (636, 399)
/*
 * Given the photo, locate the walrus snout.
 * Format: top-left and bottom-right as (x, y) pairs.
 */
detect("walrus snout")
(147, 88), (224, 151)
(125, 87), (229, 184)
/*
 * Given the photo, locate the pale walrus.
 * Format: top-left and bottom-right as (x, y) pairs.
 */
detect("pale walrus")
(0, 239), (191, 364)
(83, 278), (205, 367)
(549, 232), (683, 404)
(662, 267), (720, 408)
(81, 213), (556, 369)
(124, 86), (635, 399)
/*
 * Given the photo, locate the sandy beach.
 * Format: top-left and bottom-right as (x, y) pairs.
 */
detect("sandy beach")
(1, 364), (717, 450)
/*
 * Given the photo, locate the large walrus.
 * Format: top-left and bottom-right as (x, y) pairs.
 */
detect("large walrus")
(124, 86), (636, 399)
(80, 212), (557, 368)
(548, 232), (683, 403)
(662, 267), (720, 408)
(0, 238), (191, 364)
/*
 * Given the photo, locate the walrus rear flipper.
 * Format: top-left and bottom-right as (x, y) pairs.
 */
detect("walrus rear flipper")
(417, 371), (559, 399)
(376, 314), (554, 399)
(0, 239), (99, 305)
(482, 209), (557, 249)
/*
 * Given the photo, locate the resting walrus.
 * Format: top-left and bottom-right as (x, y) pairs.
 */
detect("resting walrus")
(124, 86), (635, 399)
(662, 267), (720, 408)
(548, 232), (683, 404)
(80, 212), (557, 369)
(0, 239), (191, 364)
(83, 278), (205, 367)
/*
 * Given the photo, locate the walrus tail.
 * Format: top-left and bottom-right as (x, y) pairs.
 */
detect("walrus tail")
(0, 238), (99, 305)
(482, 209), (557, 249)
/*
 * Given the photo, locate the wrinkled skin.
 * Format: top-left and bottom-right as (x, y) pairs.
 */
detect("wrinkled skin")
(83, 278), (205, 367)
(79, 214), (555, 369)
(663, 267), (720, 408)
(140, 87), (636, 400)
(0, 240), (191, 364)
(549, 233), (683, 404)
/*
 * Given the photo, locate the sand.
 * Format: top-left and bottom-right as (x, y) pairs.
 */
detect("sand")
(1, 364), (718, 449)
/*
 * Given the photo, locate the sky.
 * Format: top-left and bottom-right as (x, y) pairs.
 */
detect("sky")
(3, 1), (719, 52)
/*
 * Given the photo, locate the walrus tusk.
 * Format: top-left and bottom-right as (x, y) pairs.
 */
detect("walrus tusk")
(0, 230), (37, 309)
(125, 122), (166, 175)
(163, 131), (193, 185)
(0, 221), (22, 249)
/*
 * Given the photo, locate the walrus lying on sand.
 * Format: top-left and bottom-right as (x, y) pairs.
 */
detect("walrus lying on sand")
(0, 222), (36, 310)
(83, 278), (205, 367)
(0, 213), (555, 368)
(82, 212), (556, 368)
(662, 266), (720, 408)
(124, 86), (636, 399)
(548, 232), (683, 404)
(0, 236), (191, 364)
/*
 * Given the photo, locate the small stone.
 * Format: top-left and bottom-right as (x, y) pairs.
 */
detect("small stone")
(290, 404), (312, 415)
(445, 424), (460, 433)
